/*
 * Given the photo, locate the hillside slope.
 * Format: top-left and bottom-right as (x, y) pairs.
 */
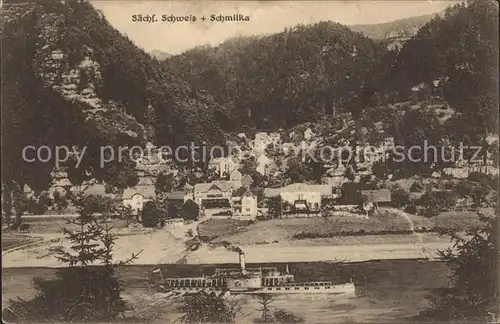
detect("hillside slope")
(2, 0), (227, 148)
(165, 22), (385, 130)
(1, 0), (227, 198)
(377, 0), (498, 135)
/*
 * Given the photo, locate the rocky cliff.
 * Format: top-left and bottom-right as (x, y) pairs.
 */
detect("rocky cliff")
(1, 0), (226, 148)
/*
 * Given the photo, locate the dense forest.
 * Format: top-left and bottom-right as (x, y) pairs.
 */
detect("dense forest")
(375, 0), (498, 135)
(164, 0), (498, 136)
(1, 0), (227, 220)
(166, 23), (385, 129)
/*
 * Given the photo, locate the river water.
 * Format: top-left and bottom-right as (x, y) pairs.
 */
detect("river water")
(2, 259), (452, 323)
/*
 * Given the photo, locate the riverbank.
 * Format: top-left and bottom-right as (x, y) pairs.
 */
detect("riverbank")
(2, 234), (452, 268)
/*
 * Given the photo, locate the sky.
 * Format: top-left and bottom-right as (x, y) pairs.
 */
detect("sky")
(91, 0), (458, 55)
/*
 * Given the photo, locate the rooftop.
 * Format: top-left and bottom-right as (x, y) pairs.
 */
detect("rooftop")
(122, 186), (156, 200)
(264, 183), (332, 198)
(360, 189), (392, 203)
(231, 186), (255, 198)
(165, 191), (186, 200)
(194, 180), (241, 193)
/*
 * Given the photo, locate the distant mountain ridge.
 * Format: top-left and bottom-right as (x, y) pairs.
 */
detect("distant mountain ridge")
(349, 13), (441, 40)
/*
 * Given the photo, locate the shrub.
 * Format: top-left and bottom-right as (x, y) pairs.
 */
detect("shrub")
(339, 182), (362, 205)
(453, 180), (474, 198)
(182, 199), (200, 221)
(392, 190), (410, 207)
(468, 172), (490, 184)
(405, 204), (417, 214)
(142, 201), (162, 228)
(273, 309), (305, 323)
(179, 291), (239, 323)
(418, 190), (456, 217)
(443, 182), (454, 190)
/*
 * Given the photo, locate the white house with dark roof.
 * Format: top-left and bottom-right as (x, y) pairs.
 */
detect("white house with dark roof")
(231, 186), (257, 220)
(122, 186), (156, 214)
(190, 180), (240, 208)
(264, 183), (332, 212)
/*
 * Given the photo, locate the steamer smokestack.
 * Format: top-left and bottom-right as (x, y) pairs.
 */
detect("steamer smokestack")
(239, 252), (246, 273)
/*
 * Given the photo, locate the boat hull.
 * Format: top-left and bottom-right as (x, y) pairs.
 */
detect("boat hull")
(160, 283), (356, 295)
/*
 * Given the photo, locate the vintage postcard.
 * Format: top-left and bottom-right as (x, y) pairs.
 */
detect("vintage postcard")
(1, 0), (499, 323)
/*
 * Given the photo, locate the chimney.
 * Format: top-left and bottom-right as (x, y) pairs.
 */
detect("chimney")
(239, 252), (246, 273)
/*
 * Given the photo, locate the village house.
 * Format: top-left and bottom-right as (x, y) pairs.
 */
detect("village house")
(209, 157), (238, 178)
(81, 184), (114, 199)
(256, 154), (273, 175)
(122, 186), (156, 215)
(189, 180), (240, 208)
(231, 186), (258, 220)
(264, 183), (333, 213)
(241, 174), (254, 187)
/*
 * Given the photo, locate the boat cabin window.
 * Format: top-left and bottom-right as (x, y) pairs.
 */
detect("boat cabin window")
(325, 286), (330, 289)
(295, 287), (300, 290)
(304, 287), (309, 290)
(285, 288), (290, 290)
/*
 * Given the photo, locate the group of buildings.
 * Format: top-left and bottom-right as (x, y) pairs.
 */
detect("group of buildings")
(36, 129), (497, 221)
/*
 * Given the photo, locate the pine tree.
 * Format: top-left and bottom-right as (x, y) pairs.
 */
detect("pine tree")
(6, 194), (142, 322)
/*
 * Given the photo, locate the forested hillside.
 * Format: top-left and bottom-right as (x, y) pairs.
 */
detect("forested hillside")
(165, 23), (385, 130)
(1, 0), (227, 217)
(374, 0), (498, 137)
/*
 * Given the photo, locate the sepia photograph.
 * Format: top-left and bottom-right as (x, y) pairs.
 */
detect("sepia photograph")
(1, 0), (499, 323)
